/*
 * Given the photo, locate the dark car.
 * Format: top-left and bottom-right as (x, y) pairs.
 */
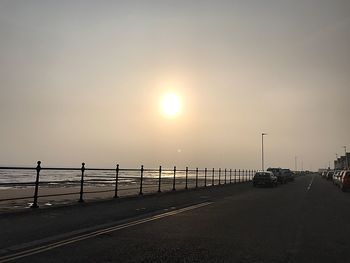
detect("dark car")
(281, 168), (294, 182)
(253, 171), (278, 187)
(267, 168), (287, 184)
(339, 170), (350, 192)
(326, 171), (334, 181)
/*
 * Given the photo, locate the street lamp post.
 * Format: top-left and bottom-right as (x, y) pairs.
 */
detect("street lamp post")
(262, 133), (267, 171)
(301, 160), (304, 171)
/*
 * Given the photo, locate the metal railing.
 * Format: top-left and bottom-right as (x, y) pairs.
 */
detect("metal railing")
(0, 161), (257, 209)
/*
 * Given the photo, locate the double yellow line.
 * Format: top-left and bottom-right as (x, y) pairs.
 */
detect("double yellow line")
(0, 202), (212, 263)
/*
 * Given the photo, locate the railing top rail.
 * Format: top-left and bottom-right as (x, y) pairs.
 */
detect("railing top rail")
(0, 167), (36, 170)
(0, 167), (142, 171)
(0, 166), (256, 172)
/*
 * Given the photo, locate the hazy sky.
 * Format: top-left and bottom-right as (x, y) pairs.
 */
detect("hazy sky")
(1, 0), (349, 170)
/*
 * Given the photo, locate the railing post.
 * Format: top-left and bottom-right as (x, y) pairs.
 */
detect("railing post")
(114, 164), (119, 198)
(238, 169), (241, 183)
(139, 165), (144, 195)
(230, 169), (232, 184)
(158, 166), (162, 193)
(79, 162), (85, 203)
(219, 168), (221, 185)
(195, 168), (198, 188)
(172, 166), (176, 191)
(224, 169), (227, 184)
(185, 167), (188, 189)
(31, 161), (41, 208)
(204, 168), (207, 187)
(212, 168), (215, 186)
(234, 169), (237, 184)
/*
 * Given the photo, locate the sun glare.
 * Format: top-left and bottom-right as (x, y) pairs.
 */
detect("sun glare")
(161, 93), (181, 117)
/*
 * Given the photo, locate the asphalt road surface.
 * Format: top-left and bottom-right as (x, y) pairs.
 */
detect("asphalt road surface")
(1, 174), (349, 263)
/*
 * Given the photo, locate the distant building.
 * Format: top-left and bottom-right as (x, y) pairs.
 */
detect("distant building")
(334, 153), (350, 170)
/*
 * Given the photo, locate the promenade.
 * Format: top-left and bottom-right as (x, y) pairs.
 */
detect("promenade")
(1, 174), (349, 263)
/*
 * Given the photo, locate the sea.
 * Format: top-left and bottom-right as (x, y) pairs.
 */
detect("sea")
(0, 168), (218, 189)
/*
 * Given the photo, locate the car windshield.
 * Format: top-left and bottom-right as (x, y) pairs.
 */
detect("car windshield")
(255, 173), (270, 177)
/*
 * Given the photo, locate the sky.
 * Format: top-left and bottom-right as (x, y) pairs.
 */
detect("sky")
(0, 0), (349, 170)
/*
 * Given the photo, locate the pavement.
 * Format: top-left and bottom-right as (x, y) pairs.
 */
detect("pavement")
(0, 174), (349, 263)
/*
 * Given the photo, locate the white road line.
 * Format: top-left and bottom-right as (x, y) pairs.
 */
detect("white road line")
(0, 202), (212, 263)
(307, 176), (315, 191)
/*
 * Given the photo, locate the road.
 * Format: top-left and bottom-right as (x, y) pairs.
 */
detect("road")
(0, 174), (349, 263)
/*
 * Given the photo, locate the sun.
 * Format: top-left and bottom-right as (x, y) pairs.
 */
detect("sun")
(160, 93), (181, 117)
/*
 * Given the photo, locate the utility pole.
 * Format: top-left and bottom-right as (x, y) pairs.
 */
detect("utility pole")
(343, 146), (348, 169)
(262, 133), (267, 171)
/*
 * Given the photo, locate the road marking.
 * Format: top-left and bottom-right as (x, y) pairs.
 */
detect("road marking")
(307, 176), (315, 191)
(0, 202), (212, 263)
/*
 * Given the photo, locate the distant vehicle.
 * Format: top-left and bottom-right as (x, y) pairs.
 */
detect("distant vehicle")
(267, 168), (287, 184)
(339, 170), (350, 192)
(321, 171), (327, 178)
(253, 171), (278, 187)
(326, 171), (334, 181)
(281, 168), (294, 182)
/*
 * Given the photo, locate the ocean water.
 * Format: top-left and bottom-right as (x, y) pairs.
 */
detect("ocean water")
(0, 169), (242, 189)
(0, 168), (226, 189)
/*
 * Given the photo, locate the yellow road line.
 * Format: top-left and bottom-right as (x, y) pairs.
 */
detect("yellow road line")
(0, 202), (212, 263)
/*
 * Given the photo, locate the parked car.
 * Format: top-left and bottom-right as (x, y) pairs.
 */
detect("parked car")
(332, 171), (342, 186)
(253, 171), (278, 187)
(267, 168), (287, 184)
(339, 170), (350, 192)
